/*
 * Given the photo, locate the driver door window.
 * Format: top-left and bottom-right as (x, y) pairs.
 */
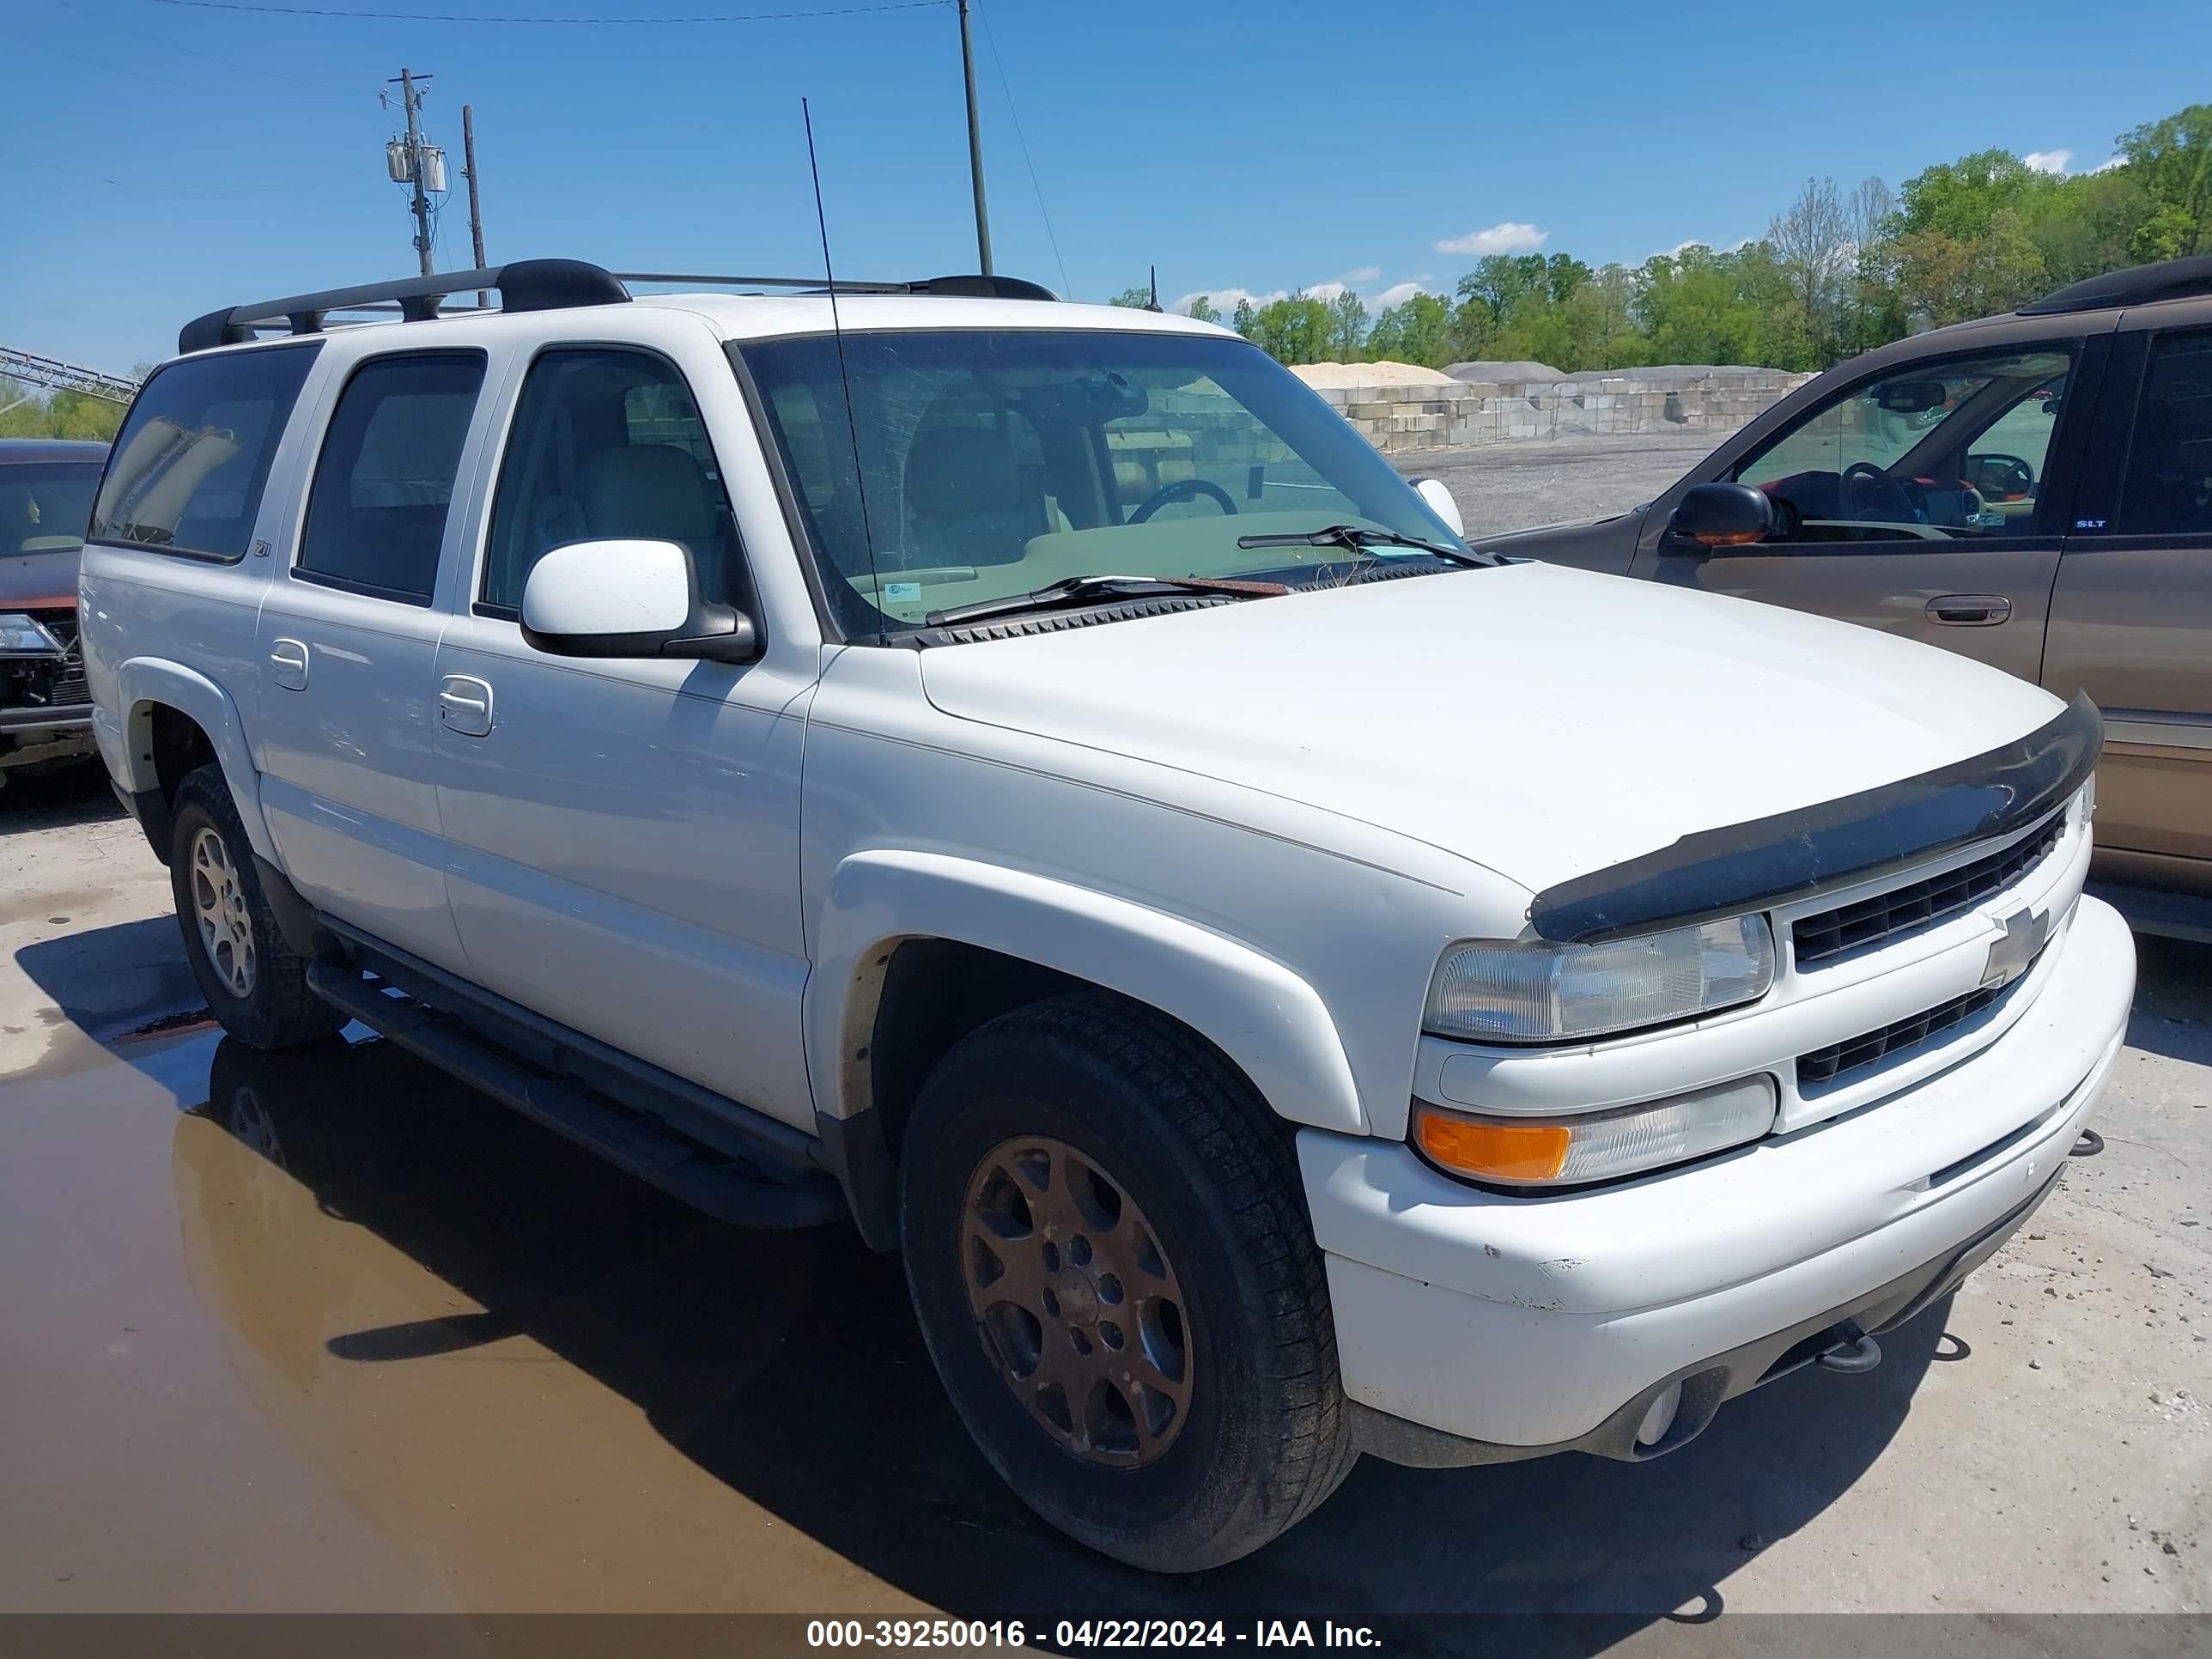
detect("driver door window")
(1734, 347), (2075, 543)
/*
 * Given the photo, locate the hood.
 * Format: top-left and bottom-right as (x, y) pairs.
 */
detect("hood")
(0, 546), (82, 611)
(917, 562), (2065, 896)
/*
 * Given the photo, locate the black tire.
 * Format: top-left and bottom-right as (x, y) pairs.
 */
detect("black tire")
(168, 763), (346, 1051)
(900, 994), (1357, 1571)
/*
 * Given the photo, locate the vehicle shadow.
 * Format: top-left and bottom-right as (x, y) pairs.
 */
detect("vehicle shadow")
(182, 1033), (1948, 1636)
(13, 917), (205, 1064)
(2124, 935), (2212, 1066)
(0, 760), (118, 833)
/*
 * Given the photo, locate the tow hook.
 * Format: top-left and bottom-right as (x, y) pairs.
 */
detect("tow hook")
(1817, 1319), (1882, 1375)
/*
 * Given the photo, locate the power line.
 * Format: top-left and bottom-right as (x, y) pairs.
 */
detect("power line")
(973, 0), (1070, 301)
(58, 0), (359, 93)
(146, 0), (947, 22)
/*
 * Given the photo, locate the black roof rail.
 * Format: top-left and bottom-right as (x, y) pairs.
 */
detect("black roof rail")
(615, 270), (1058, 301)
(2019, 253), (2212, 316)
(177, 258), (629, 355)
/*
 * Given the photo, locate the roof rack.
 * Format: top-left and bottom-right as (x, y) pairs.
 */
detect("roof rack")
(177, 260), (1060, 356)
(2019, 253), (2212, 316)
(179, 258), (627, 355)
(616, 271), (1059, 301)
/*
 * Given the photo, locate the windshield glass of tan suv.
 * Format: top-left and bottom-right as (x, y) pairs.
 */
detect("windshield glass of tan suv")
(735, 328), (1463, 636)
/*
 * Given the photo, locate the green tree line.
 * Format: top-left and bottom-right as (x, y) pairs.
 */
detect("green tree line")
(1145, 101), (2210, 374)
(0, 386), (131, 442)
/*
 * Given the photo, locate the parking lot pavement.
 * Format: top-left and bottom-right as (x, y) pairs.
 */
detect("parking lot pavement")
(2, 764), (2207, 1629)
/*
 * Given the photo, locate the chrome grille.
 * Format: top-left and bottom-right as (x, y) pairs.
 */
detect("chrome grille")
(32, 610), (87, 707)
(1792, 814), (2063, 968)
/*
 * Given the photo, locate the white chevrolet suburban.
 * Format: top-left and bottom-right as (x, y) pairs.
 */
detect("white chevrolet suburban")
(83, 260), (2134, 1571)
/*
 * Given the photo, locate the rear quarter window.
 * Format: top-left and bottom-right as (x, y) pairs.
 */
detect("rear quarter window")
(91, 342), (320, 562)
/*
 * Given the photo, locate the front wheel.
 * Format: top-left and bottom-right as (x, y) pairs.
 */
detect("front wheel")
(168, 763), (346, 1050)
(900, 995), (1356, 1571)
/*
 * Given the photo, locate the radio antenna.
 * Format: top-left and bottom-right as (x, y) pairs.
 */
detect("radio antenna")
(802, 96), (886, 645)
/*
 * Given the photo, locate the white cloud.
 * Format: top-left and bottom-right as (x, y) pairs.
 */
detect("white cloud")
(2092, 154), (2127, 173)
(2022, 149), (2074, 175)
(1304, 280), (1349, 302)
(1434, 221), (1547, 257)
(1370, 281), (1426, 309)
(1174, 285), (1285, 317)
(1339, 265), (1382, 283)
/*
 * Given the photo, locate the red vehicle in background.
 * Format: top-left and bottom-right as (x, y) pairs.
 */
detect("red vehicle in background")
(0, 438), (108, 788)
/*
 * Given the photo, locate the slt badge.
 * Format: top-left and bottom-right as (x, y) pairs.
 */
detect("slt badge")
(1982, 907), (2050, 990)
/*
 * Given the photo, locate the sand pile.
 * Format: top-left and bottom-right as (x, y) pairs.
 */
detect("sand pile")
(1289, 361), (1458, 389)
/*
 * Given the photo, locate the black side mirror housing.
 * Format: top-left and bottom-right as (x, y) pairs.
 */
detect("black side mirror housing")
(1663, 483), (1774, 554)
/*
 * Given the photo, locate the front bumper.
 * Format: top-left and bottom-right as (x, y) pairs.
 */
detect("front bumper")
(1299, 893), (2135, 1454)
(0, 702), (95, 766)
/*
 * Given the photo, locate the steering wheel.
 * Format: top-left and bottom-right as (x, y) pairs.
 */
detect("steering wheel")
(1128, 477), (1239, 524)
(1966, 453), (2035, 501)
(1841, 460), (1919, 524)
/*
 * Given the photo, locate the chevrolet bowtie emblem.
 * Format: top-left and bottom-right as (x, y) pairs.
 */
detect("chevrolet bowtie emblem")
(1982, 907), (2049, 990)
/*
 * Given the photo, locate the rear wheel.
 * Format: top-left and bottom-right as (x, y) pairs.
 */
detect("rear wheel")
(169, 764), (345, 1050)
(900, 994), (1356, 1571)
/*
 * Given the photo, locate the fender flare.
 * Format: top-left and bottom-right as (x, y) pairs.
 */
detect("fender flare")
(807, 849), (1368, 1135)
(112, 657), (278, 864)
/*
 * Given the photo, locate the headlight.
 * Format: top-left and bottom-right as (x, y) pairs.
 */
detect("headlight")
(2072, 775), (2095, 830)
(1425, 915), (1775, 1043)
(1414, 1074), (1778, 1188)
(0, 612), (63, 658)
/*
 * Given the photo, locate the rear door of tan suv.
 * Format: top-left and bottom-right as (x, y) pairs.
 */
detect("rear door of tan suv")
(2044, 313), (2212, 910)
(1626, 323), (2112, 682)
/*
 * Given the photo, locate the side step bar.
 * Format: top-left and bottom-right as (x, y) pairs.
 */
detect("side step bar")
(307, 962), (846, 1231)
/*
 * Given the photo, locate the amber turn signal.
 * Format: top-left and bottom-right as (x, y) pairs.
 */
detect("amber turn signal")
(1414, 1109), (1571, 1182)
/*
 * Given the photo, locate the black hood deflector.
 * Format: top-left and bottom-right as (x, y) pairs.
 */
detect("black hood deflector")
(1528, 693), (2102, 944)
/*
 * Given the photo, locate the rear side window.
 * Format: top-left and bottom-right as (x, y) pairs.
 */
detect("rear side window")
(298, 353), (486, 605)
(91, 343), (319, 561)
(2115, 330), (2212, 536)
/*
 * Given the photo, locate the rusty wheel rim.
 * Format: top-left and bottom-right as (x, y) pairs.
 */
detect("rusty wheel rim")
(961, 1134), (1192, 1468)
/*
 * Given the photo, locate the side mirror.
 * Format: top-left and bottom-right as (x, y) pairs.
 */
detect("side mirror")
(1664, 483), (1774, 553)
(520, 538), (760, 663)
(1409, 477), (1466, 539)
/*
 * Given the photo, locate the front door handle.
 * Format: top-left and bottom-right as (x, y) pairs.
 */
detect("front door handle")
(268, 637), (309, 690)
(437, 675), (495, 738)
(1925, 594), (2012, 627)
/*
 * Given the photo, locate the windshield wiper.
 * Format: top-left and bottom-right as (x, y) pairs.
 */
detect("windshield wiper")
(1234, 524), (1497, 567)
(924, 573), (1286, 628)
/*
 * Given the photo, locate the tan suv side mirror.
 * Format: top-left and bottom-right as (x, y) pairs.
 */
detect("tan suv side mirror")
(1663, 483), (1774, 554)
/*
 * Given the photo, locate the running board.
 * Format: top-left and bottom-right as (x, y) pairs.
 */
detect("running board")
(306, 962), (846, 1231)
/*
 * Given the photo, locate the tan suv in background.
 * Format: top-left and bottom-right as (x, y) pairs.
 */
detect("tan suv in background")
(1502, 255), (2212, 940)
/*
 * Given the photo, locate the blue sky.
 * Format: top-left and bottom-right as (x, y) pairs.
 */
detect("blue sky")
(10, 0), (2211, 372)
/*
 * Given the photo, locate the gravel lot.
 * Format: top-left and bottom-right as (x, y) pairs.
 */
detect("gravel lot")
(1393, 429), (1724, 539)
(1, 423), (2207, 1638)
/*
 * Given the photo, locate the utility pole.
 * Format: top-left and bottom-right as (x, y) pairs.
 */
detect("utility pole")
(955, 0), (992, 275)
(461, 103), (488, 306)
(389, 68), (435, 276)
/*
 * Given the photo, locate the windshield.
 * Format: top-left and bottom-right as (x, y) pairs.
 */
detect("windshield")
(733, 328), (1462, 636)
(2, 462), (103, 556)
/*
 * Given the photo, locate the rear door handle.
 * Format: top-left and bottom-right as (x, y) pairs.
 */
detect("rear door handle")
(437, 674), (495, 737)
(1925, 594), (2012, 627)
(268, 637), (309, 690)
